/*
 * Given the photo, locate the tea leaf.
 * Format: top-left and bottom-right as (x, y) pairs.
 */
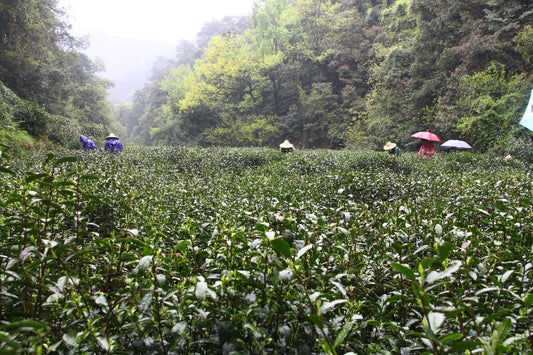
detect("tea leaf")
(138, 292), (153, 312)
(0, 166), (14, 174)
(56, 157), (77, 164)
(96, 335), (110, 351)
(426, 260), (462, 284)
(270, 237), (291, 258)
(296, 244), (313, 260)
(449, 341), (480, 352)
(498, 270), (513, 284)
(310, 314), (324, 329)
(391, 262), (416, 282)
(136, 255), (153, 273)
(62, 332), (78, 347)
(172, 322), (187, 335)
(493, 318), (512, 342)
(2, 319), (50, 331)
(94, 294), (108, 307)
(319, 299), (347, 315)
(437, 242), (453, 260)
(196, 281), (208, 301)
(333, 321), (355, 349)
(25, 173), (47, 182)
(524, 294), (533, 308)
(441, 333), (463, 344)
(81, 174), (98, 180)
(427, 312), (445, 333)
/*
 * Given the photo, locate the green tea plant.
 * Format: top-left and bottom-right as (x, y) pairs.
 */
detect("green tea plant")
(0, 146), (531, 354)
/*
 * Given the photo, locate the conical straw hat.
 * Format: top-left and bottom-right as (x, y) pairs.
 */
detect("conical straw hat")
(383, 141), (397, 151)
(279, 140), (294, 149)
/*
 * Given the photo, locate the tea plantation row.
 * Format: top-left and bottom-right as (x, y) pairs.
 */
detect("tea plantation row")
(0, 146), (532, 354)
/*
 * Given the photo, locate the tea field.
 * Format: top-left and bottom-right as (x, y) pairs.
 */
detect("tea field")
(0, 146), (532, 354)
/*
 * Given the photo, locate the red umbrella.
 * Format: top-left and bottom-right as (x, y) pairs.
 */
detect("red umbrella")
(411, 131), (442, 142)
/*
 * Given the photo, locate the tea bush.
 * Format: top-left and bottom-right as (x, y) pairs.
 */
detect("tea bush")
(0, 146), (531, 354)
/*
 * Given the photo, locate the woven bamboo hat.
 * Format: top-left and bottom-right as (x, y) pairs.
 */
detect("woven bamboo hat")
(279, 140), (294, 149)
(383, 141), (397, 151)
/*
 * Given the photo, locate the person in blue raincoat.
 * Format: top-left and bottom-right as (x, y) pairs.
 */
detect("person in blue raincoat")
(80, 135), (96, 150)
(104, 133), (123, 153)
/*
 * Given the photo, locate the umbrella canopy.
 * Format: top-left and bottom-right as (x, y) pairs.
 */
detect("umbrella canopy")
(441, 139), (472, 149)
(519, 89), (533, 132)
(411, 131), (442, 142)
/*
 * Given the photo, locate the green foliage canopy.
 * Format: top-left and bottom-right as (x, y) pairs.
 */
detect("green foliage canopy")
(7, 0), (530, 154)
(0, 0), (117, 148)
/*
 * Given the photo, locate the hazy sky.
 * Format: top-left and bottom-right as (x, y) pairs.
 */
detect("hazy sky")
(60, 0), (257, 44)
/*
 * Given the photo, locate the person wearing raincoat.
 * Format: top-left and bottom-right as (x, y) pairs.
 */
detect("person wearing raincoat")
(104, 133), (123, 153)
(80, 135), (96, 150)
(417, 139), (435, 158)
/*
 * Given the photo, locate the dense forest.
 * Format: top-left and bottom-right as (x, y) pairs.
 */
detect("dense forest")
(1, 0), (533, 158)
(0, 0), (120, 150)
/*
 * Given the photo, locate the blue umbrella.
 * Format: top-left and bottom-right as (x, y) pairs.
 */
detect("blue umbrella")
(519, 89), (533, 132)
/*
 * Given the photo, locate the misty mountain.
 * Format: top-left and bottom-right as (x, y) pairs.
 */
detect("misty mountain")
(82, 32), (176, 103)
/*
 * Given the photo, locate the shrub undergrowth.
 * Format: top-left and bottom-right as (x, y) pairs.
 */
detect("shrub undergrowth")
(0, 146), (532, 354)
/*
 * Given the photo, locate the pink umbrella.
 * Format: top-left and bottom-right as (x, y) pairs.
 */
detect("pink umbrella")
(411, 131), (442, 142)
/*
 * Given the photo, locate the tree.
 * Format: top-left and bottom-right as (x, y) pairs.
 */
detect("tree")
(300, 82), (345, 148)
(196, 16), (251, 49)
(149, 65), (193, 145)
(204, 114), (279, 146)
(250, 0), (299, 116)
(363, 0), (421, 147)
(514, 25), (533, 68)
(181, 34), (266, 113)
(292, 0), (341, 82)
(361, 0), (533, 150)
(0, 0), (116, 145)
(438, 62), (529, 152)
(125, 0), (533, 151)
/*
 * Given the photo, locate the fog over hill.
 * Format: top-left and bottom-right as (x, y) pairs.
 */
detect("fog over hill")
(82, 32), (176, 104)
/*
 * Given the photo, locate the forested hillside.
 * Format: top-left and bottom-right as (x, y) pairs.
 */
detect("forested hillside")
(123, 0), (533, 157)
(1, 0), (533, 157)
(0, 0), (120, 151)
